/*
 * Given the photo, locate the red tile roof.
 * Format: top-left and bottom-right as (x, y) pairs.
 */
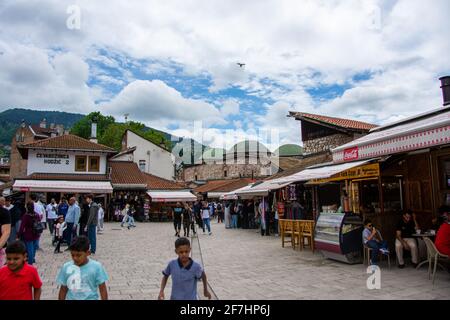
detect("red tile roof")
(143, 173), (186, 190)
(194, 180), (234, 193)
(108, 162), (147, 187)
(30, 125), (58, 136)
(289, 112), (377, 131)
(19, 134), (115, 152)
(194, 179), (255, 193)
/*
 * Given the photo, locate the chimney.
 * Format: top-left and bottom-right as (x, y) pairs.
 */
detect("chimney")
(50, 123), (55, 129)
(439, 76), (450, 106)
(39, 118), (46, 128)
(55, 124), (64, 136)
(90, 121), (98, 143)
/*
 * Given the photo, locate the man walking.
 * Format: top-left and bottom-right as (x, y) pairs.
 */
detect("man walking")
(84, 195), (99, 254)
(64, 197), (80, 248)
(46, 198), (58, 236)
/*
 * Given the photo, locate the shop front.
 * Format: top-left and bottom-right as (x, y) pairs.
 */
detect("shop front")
(146, 190), (197, 221)
(332, 107), (450, 240)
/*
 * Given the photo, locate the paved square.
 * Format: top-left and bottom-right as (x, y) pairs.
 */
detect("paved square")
(34, 221), (450, 300)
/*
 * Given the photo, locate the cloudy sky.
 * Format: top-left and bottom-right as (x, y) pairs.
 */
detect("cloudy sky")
(0, 0), (449, 150)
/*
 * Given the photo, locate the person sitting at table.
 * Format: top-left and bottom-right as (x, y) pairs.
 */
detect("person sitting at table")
(362, 219), (389, 265)
(434, 210), (450, 257)
(395, 210), (420, 268)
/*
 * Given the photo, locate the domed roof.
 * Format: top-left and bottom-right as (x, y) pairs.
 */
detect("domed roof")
(274, 144), (303, 157)
(202, 148), (225, 160)
(226, 140), (271, 154)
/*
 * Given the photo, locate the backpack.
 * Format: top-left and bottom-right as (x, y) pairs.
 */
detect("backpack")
(30, 214), (44, 235)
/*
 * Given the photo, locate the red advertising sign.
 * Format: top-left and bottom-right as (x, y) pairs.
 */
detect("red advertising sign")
(20, 187), (30, 192)
(344, 147), (359, 161)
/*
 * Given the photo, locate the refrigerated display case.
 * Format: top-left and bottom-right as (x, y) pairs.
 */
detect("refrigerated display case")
(314, 212), (363, 264)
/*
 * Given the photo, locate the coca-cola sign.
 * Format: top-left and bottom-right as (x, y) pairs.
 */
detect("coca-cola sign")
(344, 147), (359, 161)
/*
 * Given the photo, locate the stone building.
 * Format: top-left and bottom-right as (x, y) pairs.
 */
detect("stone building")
(288, 112), (377, 155)
(182, 141), (274, 182)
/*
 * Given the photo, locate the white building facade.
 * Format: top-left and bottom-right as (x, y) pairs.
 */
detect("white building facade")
(111, 130), (175, 181)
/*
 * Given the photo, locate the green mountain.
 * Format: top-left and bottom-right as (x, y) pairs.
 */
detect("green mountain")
(0, 108), (85, 147)
(0, 108), (207, 161)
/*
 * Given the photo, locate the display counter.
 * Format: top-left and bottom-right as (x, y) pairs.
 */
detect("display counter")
(314, 212), (363, 264)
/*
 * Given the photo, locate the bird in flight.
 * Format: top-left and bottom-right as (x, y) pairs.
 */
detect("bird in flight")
(237, 62), (245, 68)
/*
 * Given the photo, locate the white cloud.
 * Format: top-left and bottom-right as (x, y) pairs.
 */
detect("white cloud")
(104, 80), (226, 126)
(0, 42), (94, 112)
(0, 0), (449, 147)
(220, 99), (240, 117)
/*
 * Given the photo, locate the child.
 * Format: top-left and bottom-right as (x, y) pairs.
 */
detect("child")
(159, 237), (211, 300)
(0, 241), (42, 300)
(54, 216), (67, 254)
(363, 219), (389, 265)
(56, 236), (108, 300)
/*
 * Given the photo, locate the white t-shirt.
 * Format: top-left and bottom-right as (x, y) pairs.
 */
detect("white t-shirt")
(98, 207), (104, 220)
(56, 222), (67, 237)
(202, 208), (210, 219)
(34, 201), (46, 222)
(46, 204), (58, 219)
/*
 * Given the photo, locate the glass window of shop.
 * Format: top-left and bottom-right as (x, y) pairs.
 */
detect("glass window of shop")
(381, 177), (403, 214)
(358, 180), (380, 214)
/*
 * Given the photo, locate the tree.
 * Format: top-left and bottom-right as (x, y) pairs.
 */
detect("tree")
(70, 112), (115, 139)
(99, 121), (171, 151)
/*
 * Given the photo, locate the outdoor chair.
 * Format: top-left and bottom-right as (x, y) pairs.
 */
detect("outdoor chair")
(363, 245), (391, 269)
(292, 220), (302, 250)
(423, 237), (449, 285)
(280, 219), (294, 248)
(299, 220), (315, 252)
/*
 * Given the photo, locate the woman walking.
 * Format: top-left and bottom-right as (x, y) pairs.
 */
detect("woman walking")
(17, 201), (42, 265)
(201, 201), (212, 235)
(224, 202), (232, 229)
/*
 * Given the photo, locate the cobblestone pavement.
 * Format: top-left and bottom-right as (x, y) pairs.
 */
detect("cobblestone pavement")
(34, 221), (450, 300)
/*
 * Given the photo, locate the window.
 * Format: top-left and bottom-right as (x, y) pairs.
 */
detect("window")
(224, 170), (227, 178)
(88, 156), (100, 172)
(139, 160), (146, 172)
(75, 156), (87, 172)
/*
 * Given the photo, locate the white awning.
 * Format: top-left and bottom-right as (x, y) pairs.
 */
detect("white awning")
(282, 160), (372, 183)
(332, 110), (450, 162)
(233, 179), (292, 198)
(219, 192), (238, 200)
(147, 191), (197, 202)
(207, 192), (225, 199)
(13, 180), (113, 193)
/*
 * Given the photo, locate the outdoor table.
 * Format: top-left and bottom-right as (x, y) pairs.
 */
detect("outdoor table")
(412, 233), (438, 269)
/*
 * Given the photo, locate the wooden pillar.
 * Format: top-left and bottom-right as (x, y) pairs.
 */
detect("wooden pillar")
(378, 175), (384, 215)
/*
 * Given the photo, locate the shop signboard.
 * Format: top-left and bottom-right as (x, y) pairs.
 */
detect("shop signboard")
(344, 147), (359, 161)
(308, 163), (380, 184)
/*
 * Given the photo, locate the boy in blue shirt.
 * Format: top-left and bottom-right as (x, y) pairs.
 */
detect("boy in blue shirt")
(56, 236), (108, 300)
(159, 237), (211, 300)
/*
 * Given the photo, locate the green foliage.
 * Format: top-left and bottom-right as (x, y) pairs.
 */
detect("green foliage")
(0, 108), (84, 146)
(98, 121), (171, 151)
(70, 111), (115, 139)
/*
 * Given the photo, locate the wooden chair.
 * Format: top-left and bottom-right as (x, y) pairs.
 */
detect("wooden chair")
(363, 245), (391, 269)
(299, 220), (315, 252)
(292, 220), (302, 250)
(280, 219), (294, 248)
